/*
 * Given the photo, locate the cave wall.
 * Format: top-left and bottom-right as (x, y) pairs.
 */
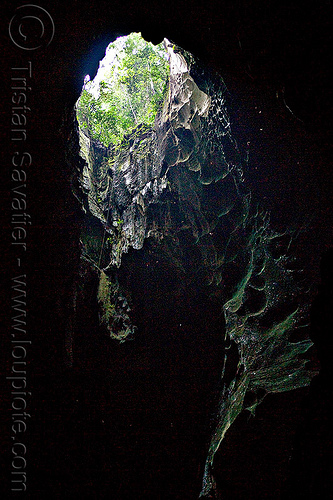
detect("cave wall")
(2, 1), (332, 498)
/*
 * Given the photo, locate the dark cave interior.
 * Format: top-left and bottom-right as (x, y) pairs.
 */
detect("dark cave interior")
(2, 1), (333, 498)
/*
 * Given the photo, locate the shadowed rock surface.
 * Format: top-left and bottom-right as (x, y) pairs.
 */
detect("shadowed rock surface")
(2, 1), (332, 498)
(75, 40), (316, 498)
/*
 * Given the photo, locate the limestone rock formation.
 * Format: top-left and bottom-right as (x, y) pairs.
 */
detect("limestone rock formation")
(76, 40), (316, 498)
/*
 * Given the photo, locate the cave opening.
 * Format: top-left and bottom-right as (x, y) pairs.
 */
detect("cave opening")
(71, 33), (317, 499)
(76, 32), (170, 148)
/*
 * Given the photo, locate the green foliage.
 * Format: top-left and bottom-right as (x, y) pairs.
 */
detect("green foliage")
(97, 270), (135, 342)
(77, 33), (169, 146)
(97, 270), (116, 324)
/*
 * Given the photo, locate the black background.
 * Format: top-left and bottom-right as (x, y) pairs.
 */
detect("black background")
(1, 1), (332, 498)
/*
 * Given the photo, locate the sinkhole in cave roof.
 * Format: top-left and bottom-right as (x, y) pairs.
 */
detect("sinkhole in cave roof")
(73, 33), (317, 498)
(76, 32), (170, 148)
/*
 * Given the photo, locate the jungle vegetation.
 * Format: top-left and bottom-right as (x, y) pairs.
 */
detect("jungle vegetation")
(77, 32), (169, 147)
